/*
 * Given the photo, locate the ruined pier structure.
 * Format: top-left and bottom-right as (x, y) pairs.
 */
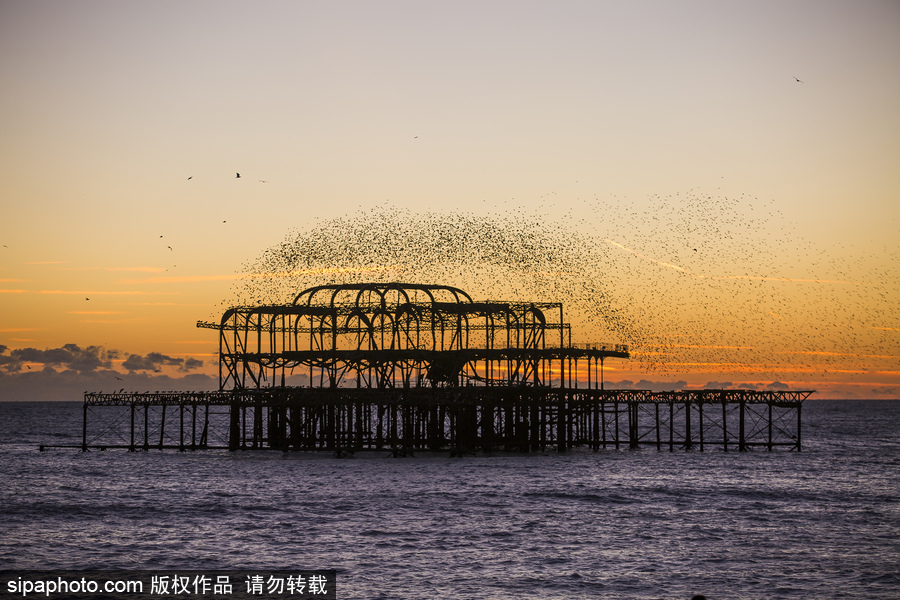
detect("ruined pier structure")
(80, 283), (810, 453)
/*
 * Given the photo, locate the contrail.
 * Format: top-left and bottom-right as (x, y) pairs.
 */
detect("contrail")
(604, 239), (695, 275)
(604, 239), (867, 285)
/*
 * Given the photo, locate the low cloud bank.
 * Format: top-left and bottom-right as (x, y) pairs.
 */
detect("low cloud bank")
(0, 344), (211, 401)
(122, 352), (203, 373)
(0, 369), (217, 402)
(0, 344), (203, 375)
(612, 380), (688, 392)
(0, 344), (115, 374)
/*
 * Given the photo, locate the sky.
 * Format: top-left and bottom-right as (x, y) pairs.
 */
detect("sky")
(1, 0), (898, 400)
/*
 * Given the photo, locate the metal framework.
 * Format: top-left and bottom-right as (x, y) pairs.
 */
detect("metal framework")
(56, 283), (811, 454)
(196, 283), (629, 391)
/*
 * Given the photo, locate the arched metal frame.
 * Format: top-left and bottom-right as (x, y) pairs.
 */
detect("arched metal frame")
(205, 283), (629, 392)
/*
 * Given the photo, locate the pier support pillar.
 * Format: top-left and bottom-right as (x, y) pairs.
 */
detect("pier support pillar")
(228, 399), (241, 451)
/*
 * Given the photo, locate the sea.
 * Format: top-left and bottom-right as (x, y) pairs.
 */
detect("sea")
(0, 399), (898, 600)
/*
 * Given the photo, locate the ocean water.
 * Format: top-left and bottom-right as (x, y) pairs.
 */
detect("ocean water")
(1, 400), (898, 600)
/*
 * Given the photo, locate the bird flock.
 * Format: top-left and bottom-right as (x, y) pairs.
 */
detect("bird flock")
(225, 193), (897, 385)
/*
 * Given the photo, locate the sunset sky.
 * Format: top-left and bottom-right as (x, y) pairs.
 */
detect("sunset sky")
(1, 0), (898, 400)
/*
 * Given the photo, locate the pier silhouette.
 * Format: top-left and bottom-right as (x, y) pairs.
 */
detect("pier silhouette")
(69, 283), (809, 453)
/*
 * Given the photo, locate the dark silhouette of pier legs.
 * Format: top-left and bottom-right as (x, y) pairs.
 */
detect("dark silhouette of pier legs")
(71, 389), (809, 454)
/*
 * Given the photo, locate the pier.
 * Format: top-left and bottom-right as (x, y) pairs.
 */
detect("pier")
(76, 388), (807, 453)
(66, 283), (810, 453)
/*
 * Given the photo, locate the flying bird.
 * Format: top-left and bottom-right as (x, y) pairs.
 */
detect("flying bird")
(793, 76), (803, 83)
(168, 246), (173, 251)
(236, 172), (241, 178)
(187, 176), (192, 180)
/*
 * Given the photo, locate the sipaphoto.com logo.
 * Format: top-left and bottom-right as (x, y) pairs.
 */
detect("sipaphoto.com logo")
(1, 570), (337, 599)
(6, 575), (142, 597)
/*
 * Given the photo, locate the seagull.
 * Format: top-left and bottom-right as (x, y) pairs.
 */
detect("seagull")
(236, 172), (241, 178)
(85, 297), (90, 301)
(793, 76), (803, 83)
(168, 246), (173, 251)
(115, 375), (123, 381)
(187, 176), (192, 180)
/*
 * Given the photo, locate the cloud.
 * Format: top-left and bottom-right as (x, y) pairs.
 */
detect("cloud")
(0, 345), (202, 376)
(1, 344), (116, 374)
(122, 352), (203, 373)
(766, 381), (791, 390)
(0, 344), (211, 401)
(704, 381), (734, 389)
(635, 379), (688, 391)
(870, 387), (898, 397)
(0, 369), (217, 402)
(608, 379), (688, 391)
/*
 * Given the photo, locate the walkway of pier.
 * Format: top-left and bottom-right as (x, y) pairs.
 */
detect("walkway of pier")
(65, 388), (810, 454)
